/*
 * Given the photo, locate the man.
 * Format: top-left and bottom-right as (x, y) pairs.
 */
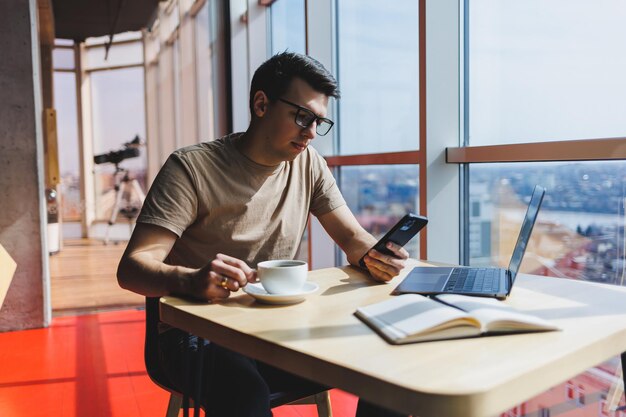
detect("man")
(118, 52), (407, 417)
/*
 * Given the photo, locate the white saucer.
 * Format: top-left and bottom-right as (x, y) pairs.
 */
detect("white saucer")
(243, 282), (319, 305)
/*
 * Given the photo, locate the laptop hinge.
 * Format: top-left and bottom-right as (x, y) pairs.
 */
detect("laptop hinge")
(506, 270), (514, 292)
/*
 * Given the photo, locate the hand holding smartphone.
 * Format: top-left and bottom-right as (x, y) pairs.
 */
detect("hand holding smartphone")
(358, 214), (428, 269)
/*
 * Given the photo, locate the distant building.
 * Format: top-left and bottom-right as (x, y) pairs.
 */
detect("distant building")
(469, 182), (493, 263)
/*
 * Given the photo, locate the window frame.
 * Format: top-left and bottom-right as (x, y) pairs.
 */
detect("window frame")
(323, 0), (428, 260)
(448, 0), (626, 266)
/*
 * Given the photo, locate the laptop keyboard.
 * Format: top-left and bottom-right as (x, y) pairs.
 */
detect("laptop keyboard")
(445, 268), (500, 293)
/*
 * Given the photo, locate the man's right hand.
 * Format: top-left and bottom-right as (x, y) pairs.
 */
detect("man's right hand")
(190, 253), (258, 302)
(118, 223), (257, 302)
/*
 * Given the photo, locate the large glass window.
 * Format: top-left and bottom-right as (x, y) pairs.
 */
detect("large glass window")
(464, 4), (626, 416)
(340, 165), (420, 258)
(173, 38), (182, 149)
(52, 48), (75, 70)
(195, 0), (215, 142)
(337, 0), (419, 155)
(91, 67), (147, 221)
(55, 39), (74, 47)
(53, 70), (81, 222)
(157, 44), (178, 159)
(84, 42), (144, 71)
(469, 161), (626, 286)
(270, 0), (306, 55)
(468, 1), (626, 145)
(144, 61), (160, 182)
(193, 0), (229, 141)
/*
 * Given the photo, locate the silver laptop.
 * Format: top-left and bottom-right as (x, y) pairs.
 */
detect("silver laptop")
(393, 185), (546, 299)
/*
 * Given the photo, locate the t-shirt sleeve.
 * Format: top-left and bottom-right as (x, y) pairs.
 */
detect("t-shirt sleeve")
(309, 151), (346, 217)
(136, 153), (198, 237)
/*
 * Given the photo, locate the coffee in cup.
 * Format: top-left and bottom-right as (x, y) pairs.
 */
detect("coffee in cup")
(257, 260), (308, 295)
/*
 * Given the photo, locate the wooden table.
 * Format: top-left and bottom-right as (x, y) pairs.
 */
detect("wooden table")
(159, 260), (626, 417)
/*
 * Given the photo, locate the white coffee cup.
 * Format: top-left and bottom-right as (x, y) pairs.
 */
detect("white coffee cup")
(257, 260), (308, 295)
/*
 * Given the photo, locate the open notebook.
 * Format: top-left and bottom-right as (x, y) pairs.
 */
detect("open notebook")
(355, 293), (559, 344)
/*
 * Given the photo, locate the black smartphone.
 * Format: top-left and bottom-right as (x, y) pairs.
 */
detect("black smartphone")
(358, 213), (428, 268)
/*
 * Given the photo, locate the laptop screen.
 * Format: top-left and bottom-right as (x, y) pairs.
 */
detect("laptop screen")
(507, 186), (546, 282)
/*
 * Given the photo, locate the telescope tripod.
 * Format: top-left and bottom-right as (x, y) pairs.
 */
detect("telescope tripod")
(105, 165), (145, 245)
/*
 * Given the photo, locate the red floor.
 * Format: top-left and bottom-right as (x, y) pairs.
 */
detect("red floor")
(0, 309), (357, 417)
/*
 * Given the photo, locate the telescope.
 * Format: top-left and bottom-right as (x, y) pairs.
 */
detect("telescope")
(94, 135), (141, 165)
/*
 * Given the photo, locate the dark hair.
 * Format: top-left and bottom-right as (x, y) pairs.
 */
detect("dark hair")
(249, 52), (340, 115)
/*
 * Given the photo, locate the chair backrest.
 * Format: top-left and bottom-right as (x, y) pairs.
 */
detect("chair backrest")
(145, 296), (180, 392)
(146, 296), (331, 416)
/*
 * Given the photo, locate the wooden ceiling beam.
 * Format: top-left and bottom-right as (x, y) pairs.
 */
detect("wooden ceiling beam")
(38, 0), (55, 45)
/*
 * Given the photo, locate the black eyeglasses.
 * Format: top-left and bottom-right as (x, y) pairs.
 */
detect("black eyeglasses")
(278, 98), (335, 136)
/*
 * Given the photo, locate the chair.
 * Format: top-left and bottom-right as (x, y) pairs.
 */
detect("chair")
(144, 297), (332, 417)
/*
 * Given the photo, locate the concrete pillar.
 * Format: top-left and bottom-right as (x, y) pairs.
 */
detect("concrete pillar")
(0, 0), (50, 330)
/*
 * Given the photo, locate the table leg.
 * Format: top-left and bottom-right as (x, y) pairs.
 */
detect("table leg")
(194, 338), (206, 417)
(183, 335), (190, 417)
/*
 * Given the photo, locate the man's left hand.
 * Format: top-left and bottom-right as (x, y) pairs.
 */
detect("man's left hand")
(363, 242), (409, 283)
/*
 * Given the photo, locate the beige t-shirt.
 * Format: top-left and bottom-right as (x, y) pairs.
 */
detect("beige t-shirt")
(137, 133), (346, 269)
